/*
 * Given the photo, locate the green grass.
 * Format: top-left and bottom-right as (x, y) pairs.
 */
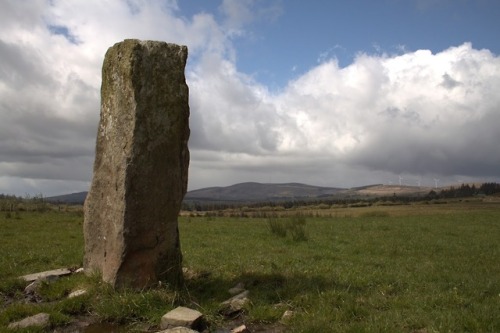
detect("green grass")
(1, 202), (500, 332)
(0, 210), (84, 280)
(182, 202), (500, 332)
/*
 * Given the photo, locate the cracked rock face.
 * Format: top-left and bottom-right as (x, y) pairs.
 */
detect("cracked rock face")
(84, 39), (190, 289)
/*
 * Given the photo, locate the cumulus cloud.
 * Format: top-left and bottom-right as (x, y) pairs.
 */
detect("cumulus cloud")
(0, 0), (498, 196)
(189, 42), (500, 188)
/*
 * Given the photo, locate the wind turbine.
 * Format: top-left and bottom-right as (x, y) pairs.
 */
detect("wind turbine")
(416, 179), (421, 188)
(399, 176), (403, 186)
(433, 178), (440, 189)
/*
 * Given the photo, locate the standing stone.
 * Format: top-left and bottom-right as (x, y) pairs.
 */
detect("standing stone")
(84, 39), (190, 289)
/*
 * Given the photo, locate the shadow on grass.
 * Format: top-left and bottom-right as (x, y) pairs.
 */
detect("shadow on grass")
(184, 269), (363, 307)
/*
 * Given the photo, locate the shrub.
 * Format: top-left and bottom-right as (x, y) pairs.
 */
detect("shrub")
(267, 217), (287, 237)
(267, 215), (308, 241)
(287, 215), (308, 241)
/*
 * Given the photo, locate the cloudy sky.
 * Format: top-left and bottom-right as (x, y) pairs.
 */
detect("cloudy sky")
(1, 0), (500, 196)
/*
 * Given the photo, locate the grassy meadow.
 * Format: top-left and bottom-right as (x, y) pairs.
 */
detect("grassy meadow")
(0, 200), (499, 332)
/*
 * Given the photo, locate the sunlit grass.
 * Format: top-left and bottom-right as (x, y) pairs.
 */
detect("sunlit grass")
(180, 204), (500, 332)
(1, 201), (499, 332)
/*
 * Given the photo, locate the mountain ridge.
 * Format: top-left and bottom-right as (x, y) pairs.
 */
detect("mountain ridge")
(184, 182), (345, 202)
(45, 181), (435, 205)
(46, 182), (346, 204)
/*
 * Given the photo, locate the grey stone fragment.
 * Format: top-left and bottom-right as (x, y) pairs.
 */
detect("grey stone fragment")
(8, 313), (50, 329)
(68, 289), (87, 298)
(160, 306), (203, 330)
(83, 39), (190, 289)
(220, 290), (250, 317)
(281, 310), (294, 321)
(20, 268), (71, 282)
(24, 274), (61, 302)
(156, 327), (199, 333)
(24, 280), (42, 294)
(231, 324), (250, 333)
(228, 282), (245, 295)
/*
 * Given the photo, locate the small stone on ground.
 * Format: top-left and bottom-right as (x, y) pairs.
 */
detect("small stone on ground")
(160, 306), (204, 330)
(68, 289), (87, 298)
(281, 310), (294, 321)
(228, 282), (246, 295)
(8, 313), (50, 329)
(157, 327), (199, 333)
(220, 290), (250, 317)
(231, 324), (250, 333)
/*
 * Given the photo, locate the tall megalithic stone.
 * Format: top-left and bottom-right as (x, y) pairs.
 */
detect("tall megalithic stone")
(84, 39), (190, 289)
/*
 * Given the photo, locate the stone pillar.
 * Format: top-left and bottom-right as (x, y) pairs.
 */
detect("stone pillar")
(83, 39), (190, 289)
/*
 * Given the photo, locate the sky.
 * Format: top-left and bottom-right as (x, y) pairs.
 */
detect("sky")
(1, 0), (500, 197)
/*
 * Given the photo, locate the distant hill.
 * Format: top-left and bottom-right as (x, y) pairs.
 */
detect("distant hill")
(45, 191), (88, 204)
(46, 182), (345, 205)
(184, 182), (344, 202)
(45, 182), (435, 205)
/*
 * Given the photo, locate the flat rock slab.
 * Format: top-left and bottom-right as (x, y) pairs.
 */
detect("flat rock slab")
(157, 327), (200, 333)
(8, 313), (50, 329)
(20, 268), (72, 282)
(160, 306), (203, 330)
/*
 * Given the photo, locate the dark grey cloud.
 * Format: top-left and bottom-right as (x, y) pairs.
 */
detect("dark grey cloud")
(0, 40), (56, 89)
(348, 104), (500, 178)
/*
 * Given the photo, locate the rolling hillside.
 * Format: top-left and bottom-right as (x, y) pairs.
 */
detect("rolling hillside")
(45, 182), (435, 205)
(46, 182), (345, 204)
(184, 182), (344, 202)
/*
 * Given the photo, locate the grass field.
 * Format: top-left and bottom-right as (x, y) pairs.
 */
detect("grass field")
(1, 201), (499, 332)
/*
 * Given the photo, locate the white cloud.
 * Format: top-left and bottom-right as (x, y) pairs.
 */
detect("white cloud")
(189, 42), (500, 188)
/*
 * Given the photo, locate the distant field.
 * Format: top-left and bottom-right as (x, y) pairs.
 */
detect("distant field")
(1, 201), (499, 332)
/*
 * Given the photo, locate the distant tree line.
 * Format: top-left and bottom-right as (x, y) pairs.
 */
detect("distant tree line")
(3, 182), (499, 213)
(182, 182), (500, 212)
(434, 182), (500, 199)
(0, 193), (50, 212)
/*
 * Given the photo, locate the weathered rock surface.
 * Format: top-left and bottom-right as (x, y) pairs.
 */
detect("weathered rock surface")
(8, 313), (50, 329)
(84, 39), (190, 289)
(160, 306), (204, 330)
